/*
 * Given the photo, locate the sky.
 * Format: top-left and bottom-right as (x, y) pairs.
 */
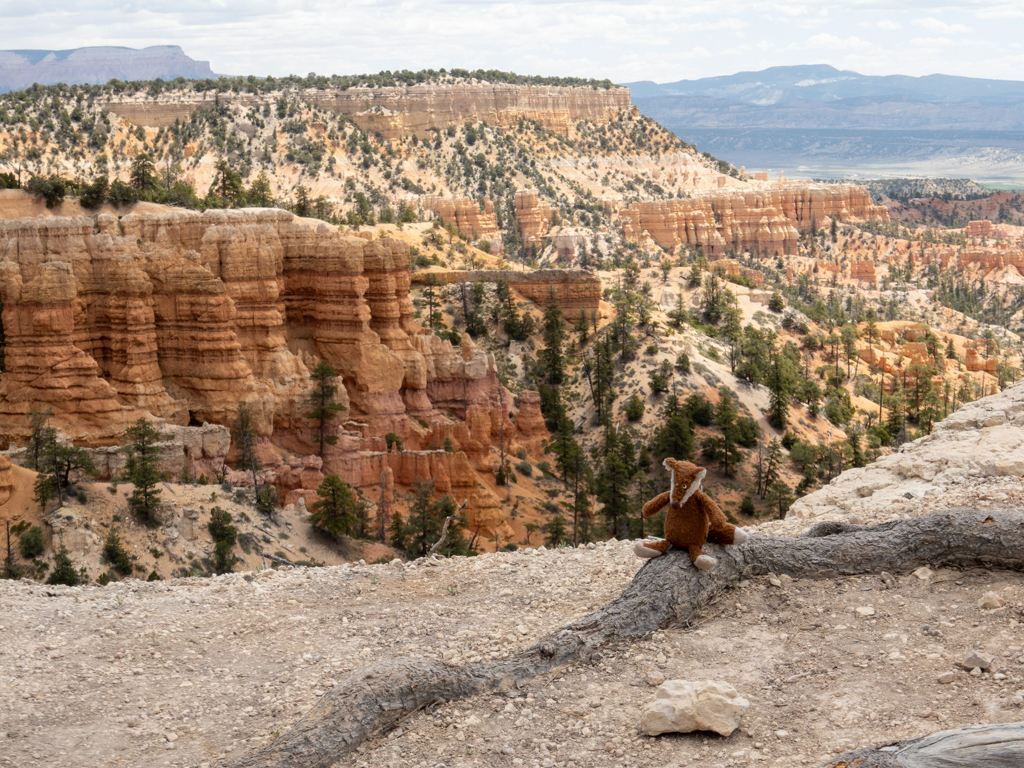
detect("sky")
(2, 0), (1023, 84)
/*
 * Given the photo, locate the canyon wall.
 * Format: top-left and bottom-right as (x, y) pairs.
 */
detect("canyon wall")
(0, 211), (542, 529)
(621, 183), (889, 256)
(101, 83), (631, 139)
(411, 268), (601, 322)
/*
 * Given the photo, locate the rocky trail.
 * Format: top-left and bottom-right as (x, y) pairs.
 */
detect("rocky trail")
(3, 488), (1024, 768)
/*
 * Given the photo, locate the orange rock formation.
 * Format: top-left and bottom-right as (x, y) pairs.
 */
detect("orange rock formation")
(515, 189), (553, 248)
(0, 211), (546, 531)
(420, 196), (500, 244)
(622, 184), (888, 256)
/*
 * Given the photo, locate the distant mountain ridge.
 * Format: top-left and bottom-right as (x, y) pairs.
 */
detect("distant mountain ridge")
(0, 45), (216, 92)
(625, 65), (1024, 107)
(625, 65), (1024, 182)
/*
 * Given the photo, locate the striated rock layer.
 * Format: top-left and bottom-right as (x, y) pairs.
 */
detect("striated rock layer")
(101, 83), (630, 139)
(0, 211), (543, 519)
(419, 196), (500, 245)
(622, 184), (888, 256)
(411, 268), (601, 322)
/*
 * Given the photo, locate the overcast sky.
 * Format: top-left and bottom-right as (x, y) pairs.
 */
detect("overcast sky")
(2, 0), (1023, 84)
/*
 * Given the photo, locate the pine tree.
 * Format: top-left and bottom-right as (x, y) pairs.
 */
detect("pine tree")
(46, 540), (81, 586)
(208, 507), (239, 574)
(123, 418), (164, 524)
(388, 510), (408, 552)
(405, 479), (467, 557)
(544, 515), (568, 547)
(765, 479), (795, 519)
(309, 474), (359, 541)
(540, 290), (565, 386)
(307, 361), (347, 457)
(701, 387), (744, 475)
(102, 528), (133, 576)
(654, 412), (693, 460)
(232, 402), (263, 507)
(596, 427), (633, 538)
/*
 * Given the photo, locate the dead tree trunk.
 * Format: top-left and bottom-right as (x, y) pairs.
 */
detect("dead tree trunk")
(815, 721), (1024, 767)
(231, 510), (1024, 768)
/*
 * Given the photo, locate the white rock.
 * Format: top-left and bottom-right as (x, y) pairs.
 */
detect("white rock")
(979, 591), (1007, 609)
(855, 606), (875, 617)
(640, 679), (749, 737)
(913, 567), (934, 582)
(938, 671), (955, 684)
(961, 650), (995, 671)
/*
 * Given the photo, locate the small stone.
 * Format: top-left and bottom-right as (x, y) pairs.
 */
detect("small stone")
(646, 670), (665, 687)
(914, 567), (934, 581)
(938, 671), (955, 684)
(979, 591), (1007, 610)
(970, 667), (983, 677)
(768, 577), (782, 588)
(640, 679), (749, 737)
(775, 730), (790, 739)
(961, 650), (995, 671)
(855, 606), (875, 617)
(165, 733), (178, 742)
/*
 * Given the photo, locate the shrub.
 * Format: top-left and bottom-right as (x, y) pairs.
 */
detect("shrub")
(19, 526), (44, 559)
(102, 528), (133, 575)
(384, 432), (404, 452)
(624, 394), (645, 421)
(684, 393), (715, 427)
(768, 292), (785, 312)
(516, 460), (533, 476)
(46, 543), (81, 586)
(646, 344), (658, 355)
(77, 490), (88, 505)
(147, 570), (161, 581)
(781, 431), (798, 450)
(675, 352), (691, 375)
(740, 496), (756, 517)
(97, 572), (112, 586)
(442, 437), (455, 452)
(537, 461), (553, 476)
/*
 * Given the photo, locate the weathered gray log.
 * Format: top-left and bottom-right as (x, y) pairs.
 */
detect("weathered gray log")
(815, 721), (1024, 767)
(231, 510), (1024, 768)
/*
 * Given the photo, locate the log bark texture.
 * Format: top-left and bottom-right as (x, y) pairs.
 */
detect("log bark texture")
(816, 721), (1024, 767)
(231, 510), (1024, 768)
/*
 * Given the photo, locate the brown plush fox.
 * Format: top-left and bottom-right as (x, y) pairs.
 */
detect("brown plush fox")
(633, 458), (748, 569)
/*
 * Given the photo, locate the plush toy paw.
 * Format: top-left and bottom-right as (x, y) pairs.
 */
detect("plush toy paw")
(694, 554), (717, 570)
(633, 541), (664, 559)
(733, 527), (750, 545)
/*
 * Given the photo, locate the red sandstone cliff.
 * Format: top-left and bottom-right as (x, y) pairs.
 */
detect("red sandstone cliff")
(0, 211), (546, 533)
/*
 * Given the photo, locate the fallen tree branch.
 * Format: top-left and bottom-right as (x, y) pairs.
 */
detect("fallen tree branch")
(815, 721), (1024, 767)
(232, 510), (1024, 768)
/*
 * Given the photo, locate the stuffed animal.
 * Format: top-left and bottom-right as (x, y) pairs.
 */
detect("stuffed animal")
(632, 458), (748, 569)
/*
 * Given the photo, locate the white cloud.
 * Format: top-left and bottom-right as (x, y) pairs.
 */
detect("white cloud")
(913, 17), (973, 33)
(0, 0), (1021, 83)
(861, 19), (903, 30)
(802, 34), (874, 51)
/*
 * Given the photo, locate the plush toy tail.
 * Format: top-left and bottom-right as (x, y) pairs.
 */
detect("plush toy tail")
(633, 538), (672, 559)
(641, 491), (671, 518)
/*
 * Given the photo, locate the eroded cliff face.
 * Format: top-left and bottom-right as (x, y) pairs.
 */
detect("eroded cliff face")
(101, 83), (630, 138)
(419, 196), (500, 245)
(0, 210), (544, 531)
(410, 268), (601, 323)
(621, 183), (889, 256)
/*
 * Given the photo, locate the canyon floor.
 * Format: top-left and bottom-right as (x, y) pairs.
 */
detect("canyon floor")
(3, 480), (1024, 768)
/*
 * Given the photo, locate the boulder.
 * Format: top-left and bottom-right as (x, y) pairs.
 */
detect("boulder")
(640, 679), (749, 737)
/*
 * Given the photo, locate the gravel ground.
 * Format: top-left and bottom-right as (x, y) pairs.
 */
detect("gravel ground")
(2, 498), (1023, 768)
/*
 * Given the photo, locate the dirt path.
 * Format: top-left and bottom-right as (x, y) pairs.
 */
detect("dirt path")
(3, 499), (1024, 768)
